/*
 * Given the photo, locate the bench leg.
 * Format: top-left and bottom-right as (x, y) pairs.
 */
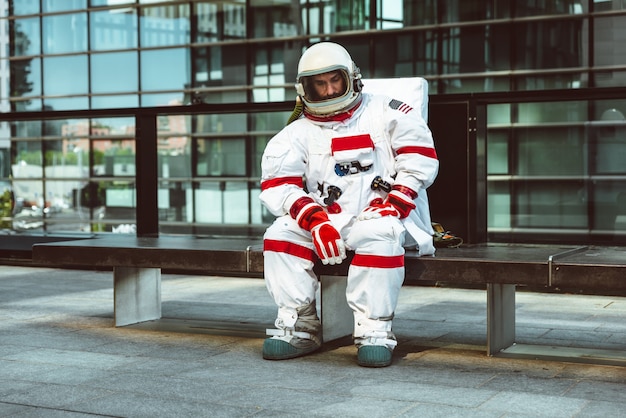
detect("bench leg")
(114, 267), (162, 327)
(486, 283), (516, 356)
(319, 275), (353, 343)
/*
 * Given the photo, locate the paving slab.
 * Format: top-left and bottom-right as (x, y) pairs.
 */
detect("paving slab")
(0, 265), (625, 417)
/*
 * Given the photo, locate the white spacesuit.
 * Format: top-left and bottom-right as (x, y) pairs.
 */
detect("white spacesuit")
(259, 42), (439, 367)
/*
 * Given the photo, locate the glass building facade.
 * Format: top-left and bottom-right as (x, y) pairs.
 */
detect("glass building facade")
(1, 1), (625, 244)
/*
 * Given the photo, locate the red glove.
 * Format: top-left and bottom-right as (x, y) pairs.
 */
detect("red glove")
(291, 197), (346, 265)
(358, 186), (417, 220)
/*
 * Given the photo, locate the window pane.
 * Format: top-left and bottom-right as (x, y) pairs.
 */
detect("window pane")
(10, 57), (42, 98)
(514, 73), (586, 90)
(194, 181), (248, 224)
(91, 0), (135, 6)
(515, 182), (587, 228)
(300, 0), (369, 34)
(194, 1), (247, 42)
(92, 95), (140, 109)
(10, 17), (41, 56)
(373, 33), (437, 78)
(140, 48), (189, 91)
(594, 0), (626, 11)
(141, 92), (186, 107)
(196, 138), (246, 176)
(158, 180), (190, 223)
(44, 138), (89, 178)
(594, 15), (626, 69)
(515, 0), (586, 16)
(43, 13), (88, 54)
(91, 52), (138, 94)
(441, 0), (511, 22)
(516, 127), (586, 176)
(43, 55), (89, 96)
(93, 139), (136, 177)
(12, 180), (44, 232)
(90, 8), (138, 51)
(192, 46), (224, 87)
(252, 45), (288, 102)
(44, 97), (89, 111)
(251, 0), (300, 38)
(140, 4), (190, 47)
(11, 0), (40, 15)
(514, 20), (584, 70)
(591, 123), (626, 175)
(594, 182), (626, 232)
(97, 180), (137, 228)
(43, 0), (87, 13)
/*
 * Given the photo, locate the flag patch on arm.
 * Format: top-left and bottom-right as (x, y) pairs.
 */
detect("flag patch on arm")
(389, 99), (413, 114)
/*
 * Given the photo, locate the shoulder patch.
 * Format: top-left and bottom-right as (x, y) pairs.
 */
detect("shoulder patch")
(389, 99), (413, 114)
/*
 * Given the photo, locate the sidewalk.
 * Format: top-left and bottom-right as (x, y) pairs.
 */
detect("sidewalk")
(0, 265), (625, 417)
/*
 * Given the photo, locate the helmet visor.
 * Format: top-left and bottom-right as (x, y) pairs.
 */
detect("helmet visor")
(300, 69), (350, 104)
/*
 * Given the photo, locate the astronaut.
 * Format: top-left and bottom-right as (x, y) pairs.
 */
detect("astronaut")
(259, 42), (439, 367)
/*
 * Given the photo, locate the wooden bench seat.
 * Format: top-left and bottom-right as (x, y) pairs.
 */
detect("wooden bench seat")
(31, 237), (626, 366)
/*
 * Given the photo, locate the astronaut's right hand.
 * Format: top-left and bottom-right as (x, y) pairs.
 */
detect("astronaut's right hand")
(292, 196), (347, 265)
(310, 221), (346, 265)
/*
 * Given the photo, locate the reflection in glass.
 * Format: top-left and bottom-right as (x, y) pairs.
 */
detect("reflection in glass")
(10, 57), (42, 98)
(251, 0), (300, 38)
(515, 182), (587, 228)
(10, 17), (41, 56)
(192, 46), (224, 87)
(373, 33), (437, 78)
(514, 20), (584, 70)
(140, 4), (190, 48)
(43, 0), (87, 13)
(12, 138), (42, 178)
(158, 180), (190, 223)
(196, 138), (246, 176)
(12, 180), (44, 232)
(140, 48), (190, 92)
(194, 181), (248, 224)
(43, 98), (90, 112)
(42, 118), (89, 137)
(89, 180), (137, 232)
(43, 139), (89, 179)
(141, 92), (186, 107)
(44, 180), (90, 232)
(91, 52), (138, 93)
(11, 0), (40, 15)
(92, 95), (140, 109)
(93, 139), (136, 177)
(517, 101), (587, 124)
(515, 0), (586, 16)
(194, 1), (246, 42)
(158, 138), (191, 178)
(90, 8), (138, 51)
(43, 55), (89, 96)
(592, 124), (626, 175)
(253, 46), (288, 102)
(594, 182), (626, 232)
(516, 127), (586, 176)
(487, 182), (511, 229)
(43, 13), (88, 54)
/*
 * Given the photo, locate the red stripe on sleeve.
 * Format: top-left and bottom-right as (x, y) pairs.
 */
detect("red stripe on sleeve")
(264, 239), (317, 262)
(396, 146), (438, 160)
(261, 176), (304, 191)
(351, 254), (404, 268)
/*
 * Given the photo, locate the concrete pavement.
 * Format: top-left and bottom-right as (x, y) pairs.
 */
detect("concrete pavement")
(0, 265), (625, 417)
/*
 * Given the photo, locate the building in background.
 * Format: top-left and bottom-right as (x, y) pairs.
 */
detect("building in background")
(0, 0), (625, 244)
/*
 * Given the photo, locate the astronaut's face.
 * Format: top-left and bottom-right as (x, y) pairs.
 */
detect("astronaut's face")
(309, 70), (347, 100)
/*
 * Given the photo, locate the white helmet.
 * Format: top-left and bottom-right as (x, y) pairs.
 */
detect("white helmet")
(295, 42), (363, 117)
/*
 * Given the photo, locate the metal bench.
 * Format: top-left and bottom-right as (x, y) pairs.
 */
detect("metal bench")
(31, 237), (626, 366)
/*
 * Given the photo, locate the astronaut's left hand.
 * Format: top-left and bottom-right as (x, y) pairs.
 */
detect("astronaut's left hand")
(358, 189), (416, 220)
